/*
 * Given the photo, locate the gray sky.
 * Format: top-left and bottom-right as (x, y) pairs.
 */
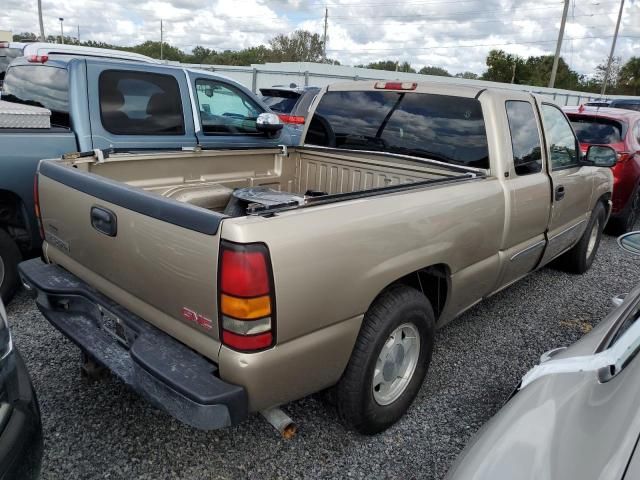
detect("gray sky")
(3, 0), (639, 76)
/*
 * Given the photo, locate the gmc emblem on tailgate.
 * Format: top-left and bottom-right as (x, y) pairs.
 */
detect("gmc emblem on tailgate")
(182, 307), (213, 330)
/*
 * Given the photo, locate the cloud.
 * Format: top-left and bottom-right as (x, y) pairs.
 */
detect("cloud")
(2, 0), (639, 76)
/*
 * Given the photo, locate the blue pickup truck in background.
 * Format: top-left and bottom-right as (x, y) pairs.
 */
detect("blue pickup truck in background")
(0, 54), (293, 302)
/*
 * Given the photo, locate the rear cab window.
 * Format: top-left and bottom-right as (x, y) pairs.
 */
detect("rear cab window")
(306, 90), (490, 169)
(195, 79), (263, 135)
(505, 101), (543, 175)
(0, 64), (70, 128)
(567, 115), (625, 144)
(98, 70), (185, 135)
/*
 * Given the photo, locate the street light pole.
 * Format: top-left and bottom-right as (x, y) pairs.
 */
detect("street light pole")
(160, 19), (163, 60)
(37, 0), (45, 41)
(549, 0), (570, 88)
(601, 0), (625, 96)
(59, 17), (64, 44)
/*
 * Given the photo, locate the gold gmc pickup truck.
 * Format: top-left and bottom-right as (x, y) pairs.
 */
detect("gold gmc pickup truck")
(19, 81), (616, 435)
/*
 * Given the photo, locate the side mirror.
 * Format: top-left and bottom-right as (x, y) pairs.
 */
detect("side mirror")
(618, 231), (640, 255)
(256, 113), (284, 135)
(584, 145), (617, 167)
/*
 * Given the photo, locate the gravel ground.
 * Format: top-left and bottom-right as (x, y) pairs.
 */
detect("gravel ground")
(7, 232), (640, 480)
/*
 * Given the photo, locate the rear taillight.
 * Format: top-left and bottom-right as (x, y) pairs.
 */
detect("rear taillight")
(374, 81), (417, 90)
(617, 151), (632, 163)
(27, 55), (48, 63)
(33, 173), (44, 239)
(219, 241), (275, 352)
(277, 114), (305, 125)
(0, 42), (9, 49)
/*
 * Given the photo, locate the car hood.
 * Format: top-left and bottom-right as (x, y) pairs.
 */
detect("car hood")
(446, 367), (640, 480)
(446, 286), (640, 480)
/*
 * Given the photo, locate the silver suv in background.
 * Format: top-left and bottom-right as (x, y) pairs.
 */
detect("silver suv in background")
(260, 84), (320, 143)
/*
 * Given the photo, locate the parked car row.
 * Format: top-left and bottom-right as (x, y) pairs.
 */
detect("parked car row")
(0, 41), (639, 479)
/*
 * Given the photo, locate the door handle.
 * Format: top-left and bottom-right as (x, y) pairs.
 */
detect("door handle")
(555, 185), (565, 201)
(91, 206), (117, 236)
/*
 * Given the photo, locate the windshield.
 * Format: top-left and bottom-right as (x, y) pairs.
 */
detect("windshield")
(568, 115), (624, 145)
(1, 65), (70, 128)
(306, 90), (490, 169)
(260, 90), (300, 113)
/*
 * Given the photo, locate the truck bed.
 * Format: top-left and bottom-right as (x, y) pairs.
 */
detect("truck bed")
(60, 147), (475, 215)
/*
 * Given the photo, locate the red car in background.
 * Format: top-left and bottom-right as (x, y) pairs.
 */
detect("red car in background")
(564, 106), (640, 234)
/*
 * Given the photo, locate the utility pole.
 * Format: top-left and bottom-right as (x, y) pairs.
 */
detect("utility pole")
(510, 62), (516, 83)
(549, 0), (570, 88)
(322, 8), (328, 63)
(37, 0), (45, 41)
(59, 17), (64, 44)
(77, 25), (80, 44)
(160, 19), (163, 60)
(601, 0), (625, 96)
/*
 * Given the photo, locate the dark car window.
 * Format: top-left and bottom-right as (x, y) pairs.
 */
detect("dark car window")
(505, 101), (543, 175)
(610, 100), (640, 112)
(1, 65), (70, 128)
(609, 303), (640, 348)
(260, 90), (300, 114)
(307, 90), (490, 169)
(0, 47), (23, 81)
(196, 79), (262, 135)
(541, 104), (579, 169)
(99, 70), (184, 135)
(568, 115), (624, 144)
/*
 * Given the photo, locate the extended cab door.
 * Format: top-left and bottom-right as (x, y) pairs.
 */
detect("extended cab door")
(187, 72), (292, 148)
(86, 62), (198, 150)
(539, 103), (592, 263)
(493, 98), (552, 290)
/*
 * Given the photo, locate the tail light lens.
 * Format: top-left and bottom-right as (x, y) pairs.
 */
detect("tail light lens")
(374, 81), (417, 90)
(617, 151), (632, 163)
(277, 114), (305, 125)
(33, 173), (44, 239)
(219, 241), (275, 352)
(27, 55), (48, 64)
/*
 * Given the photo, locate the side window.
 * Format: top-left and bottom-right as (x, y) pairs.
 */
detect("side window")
(634, 122), (640, 145)
(541, 104), (579, 170)
(195, 79), (263, 135)
(505, 101), (543, 175)
(99, 70), (184, 135)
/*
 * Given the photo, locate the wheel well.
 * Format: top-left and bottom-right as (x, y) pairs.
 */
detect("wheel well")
(0, 189), (29, 247)
(598, 192), (612, 217)
(393, 264), (450, 320)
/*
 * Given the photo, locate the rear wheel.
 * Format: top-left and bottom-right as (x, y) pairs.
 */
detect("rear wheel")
(557, 202), (605, 274)
(335, 285), (435, 434)
(0, 229), (21, 304)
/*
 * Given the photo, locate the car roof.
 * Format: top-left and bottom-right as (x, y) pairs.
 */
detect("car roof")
(20, 42), (159, 63)
(563, 105), (640, 122)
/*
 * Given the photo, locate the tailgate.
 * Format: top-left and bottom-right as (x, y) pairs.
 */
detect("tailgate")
(37, 160), (225, 361)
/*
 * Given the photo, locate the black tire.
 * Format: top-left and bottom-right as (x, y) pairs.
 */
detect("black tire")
(335, 285), (435, 435)
(557, 202), (606, 274)
(607, 189), (640, 235)
(0, 228), (21, 304)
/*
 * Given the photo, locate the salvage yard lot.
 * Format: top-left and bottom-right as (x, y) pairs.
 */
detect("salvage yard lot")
(9, 232), (640, 480)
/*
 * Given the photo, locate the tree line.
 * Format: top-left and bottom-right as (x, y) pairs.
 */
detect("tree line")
(12, 30), (640, 95)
